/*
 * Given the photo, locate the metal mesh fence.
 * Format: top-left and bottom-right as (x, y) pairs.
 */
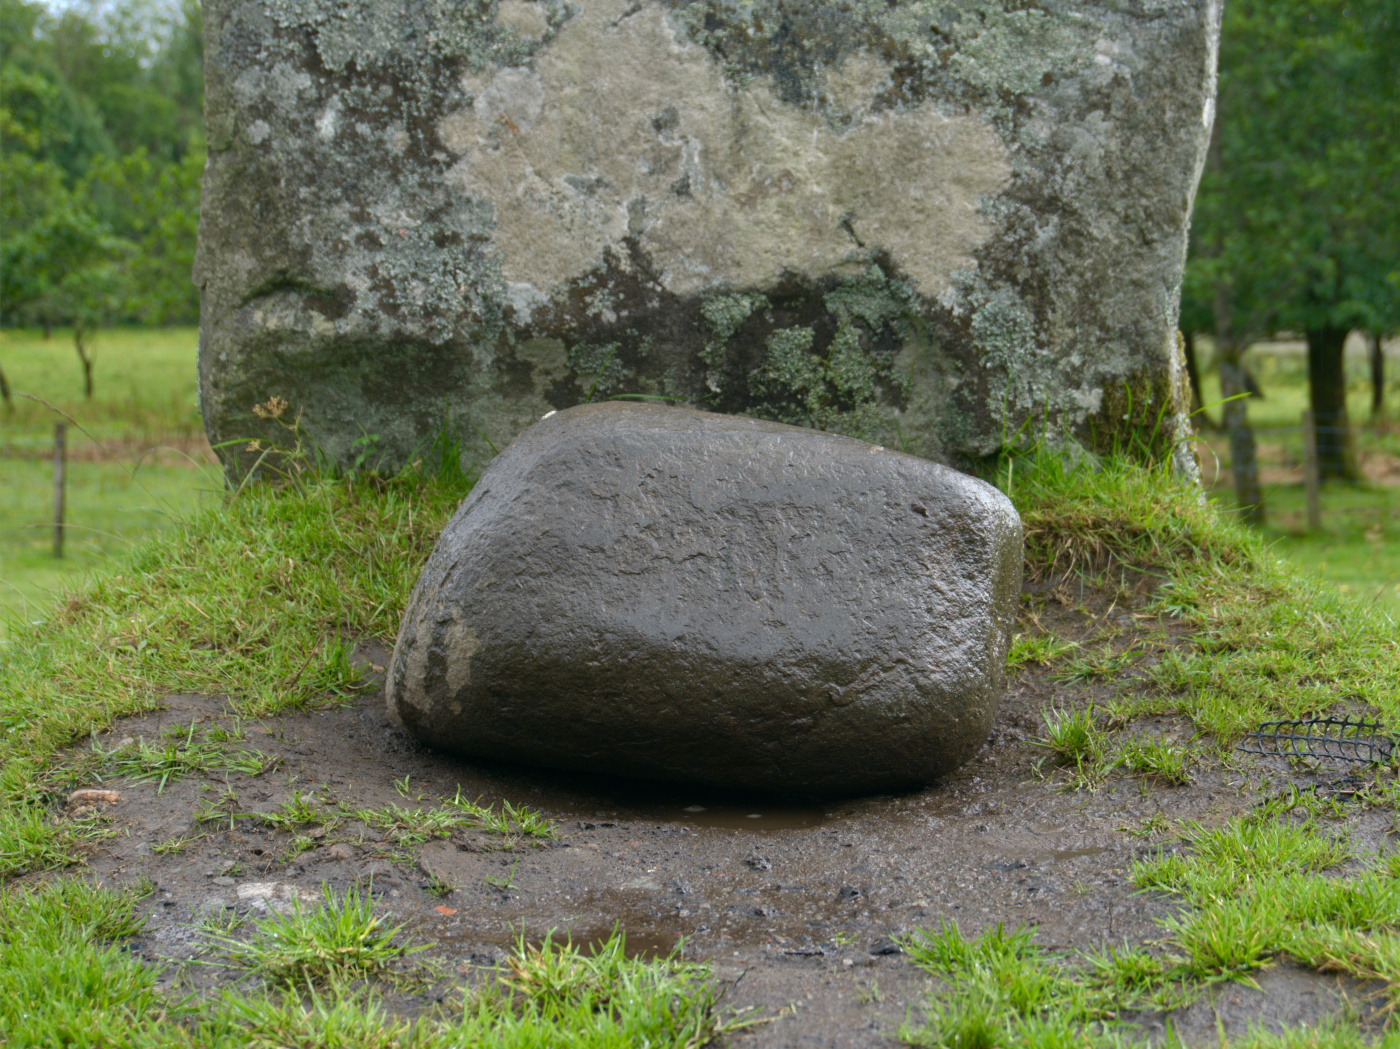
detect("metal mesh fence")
(1237, 716), (1395, 767)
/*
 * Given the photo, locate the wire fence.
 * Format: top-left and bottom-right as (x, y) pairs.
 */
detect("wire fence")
(1196, 411), (1398, 531)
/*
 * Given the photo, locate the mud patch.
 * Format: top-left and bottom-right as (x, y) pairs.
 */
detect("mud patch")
(38, 610), (1394, 1045)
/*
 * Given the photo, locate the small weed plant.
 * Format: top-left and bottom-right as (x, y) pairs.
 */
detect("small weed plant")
(464, 929), (759, 1046)
(246, 788), (335, 830)
(1052, 644), (1140, 683)
(1115, 735), (1193, 785)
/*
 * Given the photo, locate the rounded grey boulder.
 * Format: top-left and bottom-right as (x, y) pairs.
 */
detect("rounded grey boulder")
(388, 403), (1022, 795)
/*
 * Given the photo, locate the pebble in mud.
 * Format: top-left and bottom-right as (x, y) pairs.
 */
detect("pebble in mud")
(389, 403), (1023, 793)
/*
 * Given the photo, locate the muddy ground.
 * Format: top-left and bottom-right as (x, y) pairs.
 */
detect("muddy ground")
(37, 591), (1391, 1045)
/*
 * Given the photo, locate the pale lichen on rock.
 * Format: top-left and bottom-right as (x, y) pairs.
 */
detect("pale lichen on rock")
(197, 0), (1220, 478)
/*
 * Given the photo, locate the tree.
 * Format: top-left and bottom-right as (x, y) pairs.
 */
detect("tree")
(1186, 0), (1400, 486)
(1370, 332), (1388, 419)
(2, 196), (132, 396)
(1, 0), (203, 337)
(86, 145), (201, 324)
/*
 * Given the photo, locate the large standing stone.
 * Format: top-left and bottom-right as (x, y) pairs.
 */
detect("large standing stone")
(388, 403), (1022, 794)
(198, 0), (1217, 481)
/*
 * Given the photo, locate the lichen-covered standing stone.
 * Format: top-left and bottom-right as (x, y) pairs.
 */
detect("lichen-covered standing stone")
(198, 0), (1217, 481)
(388, 403), (1022, 794)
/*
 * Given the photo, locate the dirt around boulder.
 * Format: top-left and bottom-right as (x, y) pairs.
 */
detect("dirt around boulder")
(35, 590), (1393, 1046)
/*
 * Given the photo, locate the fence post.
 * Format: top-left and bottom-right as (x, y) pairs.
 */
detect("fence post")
(1302, 410), (1321, 532)
(53, 422), (67, 558)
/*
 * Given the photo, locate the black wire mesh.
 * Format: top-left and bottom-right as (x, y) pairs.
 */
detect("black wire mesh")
(1237, 717), (1395, 767)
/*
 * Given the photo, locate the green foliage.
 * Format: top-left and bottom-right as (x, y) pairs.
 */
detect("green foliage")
(0, 879), (167, 1047)
(1035, 707), (1104, 766)
(0, 0), (203, 334)
(0, 463), (472, 875)
(899, 816), (1400, 1041)
(1051, 645), (1138, 683)
(1, 876), (742, 1048)
(247, 789), (336, 831)
(1186, 0), (1399, 339)
(350, 790), (556, 849)
(1113, 736), (1192, 786)
(0, 803), (95, 877)
(1004, 449), (1400, 746)
(899, 922), (1119, 1046)
(460, 929), (749, 1047)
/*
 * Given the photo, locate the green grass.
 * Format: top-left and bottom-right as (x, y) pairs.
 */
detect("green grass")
(1006, 632), (1079, 670)
(0, 469), (463, 782)
(0, 456), (217, 637)
(213, 883), (420, 986)
(0, 879), (165, 1047)
(1, 325), (214, 637)
(97, 720), (276, 793)
(899, 811), (1400, 1043)
(1, 879), (749, 1047)
(348, 791), (556, 851)
(0, 325), (203, 444)
(1194, 339), (1400, 616)
(1008, 449), (1400, 747)
(1036, 707), (1105, 766)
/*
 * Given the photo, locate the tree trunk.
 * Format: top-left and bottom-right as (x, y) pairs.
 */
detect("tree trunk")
(1243, 365), (1264, 399)
(1213, 291), (1264, 525)
(1306, 327), (1363, 481)
(74, 327), (94, 400)
(1371, 332), (1386, 419)
(0, 360), (10, 406)
(1183, 330), (1212, 427)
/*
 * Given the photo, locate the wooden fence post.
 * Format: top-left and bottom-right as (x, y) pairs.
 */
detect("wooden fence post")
(1302, 410), (1321, 532)
(53, 422), (66, 558)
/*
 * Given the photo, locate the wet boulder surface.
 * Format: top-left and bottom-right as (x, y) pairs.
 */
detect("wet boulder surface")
(388, 402), (1022, 794)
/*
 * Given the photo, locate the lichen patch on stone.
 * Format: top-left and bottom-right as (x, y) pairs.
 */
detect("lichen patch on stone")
(439, 0), (1009, 298)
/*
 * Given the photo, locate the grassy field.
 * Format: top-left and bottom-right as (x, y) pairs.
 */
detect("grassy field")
(3, 325), (1398, 627)
(1196, 336), (1400, 615)
(0, 326), (215, 638)
(0, 457), (219, 634)
(0, 326), (204, 447)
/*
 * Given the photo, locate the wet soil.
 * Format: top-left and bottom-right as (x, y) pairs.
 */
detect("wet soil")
(38, 593), (1393, 1045)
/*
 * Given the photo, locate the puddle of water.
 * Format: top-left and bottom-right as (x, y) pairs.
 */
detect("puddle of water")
(435, 891), (684, 961)
(554, 922), (682, 960)
(1052, 847), (1108, 862)
(666, 802), (828, 831)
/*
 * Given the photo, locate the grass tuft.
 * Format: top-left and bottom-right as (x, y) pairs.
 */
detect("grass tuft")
(99, 720), (275, 792)
(214, 883), (419, 986)
(1036, 707), (1105, 766)
(1007, 632), (1079, 670)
